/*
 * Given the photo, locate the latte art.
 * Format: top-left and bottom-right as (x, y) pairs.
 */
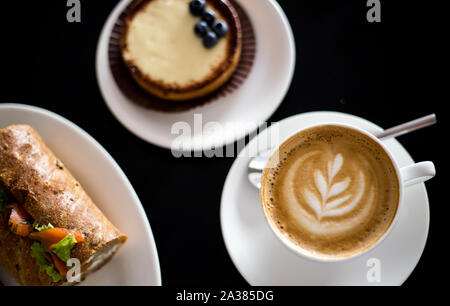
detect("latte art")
(262, 125), (399, 259)
(303, 153), (367, 220)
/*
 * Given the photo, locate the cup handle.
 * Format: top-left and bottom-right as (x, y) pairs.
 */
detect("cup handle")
(400, 161), (436, 187)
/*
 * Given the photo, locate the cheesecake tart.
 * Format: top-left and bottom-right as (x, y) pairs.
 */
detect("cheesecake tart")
(120, 0), (242, 101)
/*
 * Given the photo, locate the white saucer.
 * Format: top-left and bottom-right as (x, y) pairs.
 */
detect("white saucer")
(0, 103), (161, 286)
(220, 111), (430, 285)
(96, 0), (295, 151)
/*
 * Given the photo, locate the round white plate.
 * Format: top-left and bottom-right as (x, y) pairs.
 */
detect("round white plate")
(96, 0), (295, 151)
(0, 103), (161, 286)
(220, 111), (430, 285)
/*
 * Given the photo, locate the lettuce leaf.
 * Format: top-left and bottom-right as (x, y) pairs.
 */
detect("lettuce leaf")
(30, 242), (61, 283)
(51, 233), (77, 263)
(32, 221), (54, 232)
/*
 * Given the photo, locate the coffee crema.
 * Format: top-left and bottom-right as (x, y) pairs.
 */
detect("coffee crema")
(261, 125), (400, 259)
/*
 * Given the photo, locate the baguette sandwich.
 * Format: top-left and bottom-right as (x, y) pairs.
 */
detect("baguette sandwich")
(0, 125), (127, 285)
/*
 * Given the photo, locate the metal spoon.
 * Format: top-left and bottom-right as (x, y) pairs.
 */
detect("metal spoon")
(248, 114), (437, 189)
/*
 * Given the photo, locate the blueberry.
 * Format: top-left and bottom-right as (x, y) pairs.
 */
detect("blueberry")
(194, 21), (209, 37)
(189, 0), (206, 16)
(202, 9), (216, 25)
(203, 31), (218, 48)
(212, 20), (228, 37)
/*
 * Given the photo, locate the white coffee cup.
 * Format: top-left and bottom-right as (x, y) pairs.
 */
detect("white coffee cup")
(260, 122), (436, 262)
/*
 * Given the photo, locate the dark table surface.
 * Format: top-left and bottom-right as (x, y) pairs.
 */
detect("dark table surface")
(0, 0), (444, 286)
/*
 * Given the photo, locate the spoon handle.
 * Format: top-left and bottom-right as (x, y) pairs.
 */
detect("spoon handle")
(377, 114), (436, 140)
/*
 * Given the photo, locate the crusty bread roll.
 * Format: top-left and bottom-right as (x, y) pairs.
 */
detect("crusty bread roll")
(0, 125), (127, 285)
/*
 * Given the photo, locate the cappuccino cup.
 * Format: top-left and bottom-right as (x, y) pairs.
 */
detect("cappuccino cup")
(260, 123), (435, 262)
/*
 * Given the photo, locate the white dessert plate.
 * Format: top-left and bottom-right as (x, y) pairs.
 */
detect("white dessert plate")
(96, 0), (295, 151)
(220, 111), (430, 285)
(0, 103), (161, 286)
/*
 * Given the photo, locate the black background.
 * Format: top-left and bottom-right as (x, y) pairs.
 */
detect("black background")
(0, 0), (445, 287)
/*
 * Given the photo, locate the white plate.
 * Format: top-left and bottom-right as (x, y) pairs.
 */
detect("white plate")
(0, 103), (161, 286)
(96, 0), (296, 151)
(220, 111), (430, 285)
